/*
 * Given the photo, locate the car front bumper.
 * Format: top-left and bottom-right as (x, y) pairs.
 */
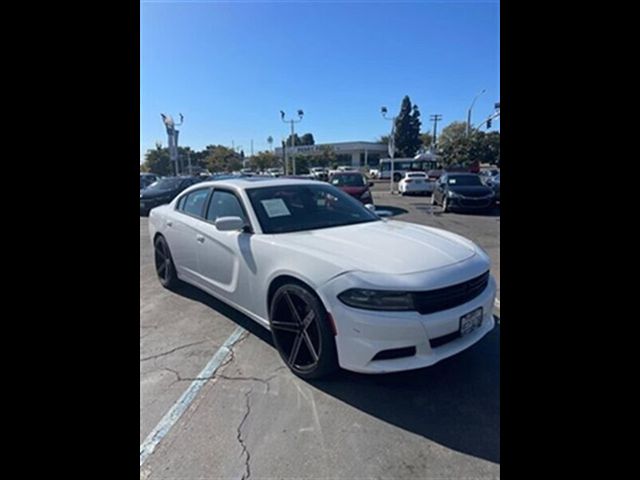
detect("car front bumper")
(319, 274), (497, 374)
(448, 196), (495, 210)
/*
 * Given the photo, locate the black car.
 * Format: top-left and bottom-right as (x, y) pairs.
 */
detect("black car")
(140, 176), (203, 215)
(431, 173), (495, 212)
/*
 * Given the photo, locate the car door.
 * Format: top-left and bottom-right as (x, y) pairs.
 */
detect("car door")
(164, 187), (212, 282)
(195, 188), (254, 307)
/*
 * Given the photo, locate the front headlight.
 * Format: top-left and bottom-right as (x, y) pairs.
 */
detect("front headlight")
(338, 289), (415, 311)
(447, 190), (460, 198)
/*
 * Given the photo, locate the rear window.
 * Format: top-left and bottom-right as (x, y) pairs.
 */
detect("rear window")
(178, 188), (211, 218)
(407, 173), (426, 178)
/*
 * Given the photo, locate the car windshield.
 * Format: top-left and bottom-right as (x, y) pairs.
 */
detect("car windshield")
(447, 175), (483, 186)
(147, 178), (183, 190)
(331, 174), (365, 187)
(246, 184), (380, 234)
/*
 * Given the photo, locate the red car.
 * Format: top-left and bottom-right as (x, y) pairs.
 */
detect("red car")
(329, 172), (374, 205)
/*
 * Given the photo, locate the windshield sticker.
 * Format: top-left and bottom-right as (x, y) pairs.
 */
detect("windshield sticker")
(261, 198), (291, 218)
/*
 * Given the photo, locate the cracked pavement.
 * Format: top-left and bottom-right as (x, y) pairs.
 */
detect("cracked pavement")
(140, 182), (499, 479)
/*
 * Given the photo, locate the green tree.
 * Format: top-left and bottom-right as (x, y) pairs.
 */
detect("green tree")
(251, 151), (280, 171)
(393, 95), (422, 157)
(299, 133), (315, 146)
(203, 145), (243, 173)
(438, 121), (468, 147)
(419, 132), (434, 149)
(308, 145), (336, 168)
(285, 133), (301, 146)
(437, 121), (500, 167)
(142, 145), (173, 176)
(378, 134), (390, 145)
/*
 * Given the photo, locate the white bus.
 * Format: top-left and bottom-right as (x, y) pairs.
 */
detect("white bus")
(379, 156), (440, 181)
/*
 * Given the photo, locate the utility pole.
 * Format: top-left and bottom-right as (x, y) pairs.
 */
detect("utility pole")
(280, 109), (304, 175)
(429, 114), (442, 150)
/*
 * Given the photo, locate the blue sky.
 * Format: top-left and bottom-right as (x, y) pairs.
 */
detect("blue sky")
(140, 0), (499, 162)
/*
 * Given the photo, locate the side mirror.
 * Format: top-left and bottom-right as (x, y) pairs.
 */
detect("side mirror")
(364, 203), (376, 212)
(369, 182), (374, 187)
(214, 216), (245, 232)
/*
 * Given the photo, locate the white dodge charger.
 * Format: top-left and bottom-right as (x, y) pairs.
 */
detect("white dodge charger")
(148, 177), (496, 379)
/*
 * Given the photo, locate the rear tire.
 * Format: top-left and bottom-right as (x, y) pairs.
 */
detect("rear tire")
(154, 235), (179, 289)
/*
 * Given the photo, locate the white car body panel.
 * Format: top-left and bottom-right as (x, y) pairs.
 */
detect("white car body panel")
(148, 178), (496, 374)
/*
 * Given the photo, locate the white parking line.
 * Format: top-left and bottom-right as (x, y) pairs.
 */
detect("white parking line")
(494, 298), (500, 309)
(140, 326), (246, 467)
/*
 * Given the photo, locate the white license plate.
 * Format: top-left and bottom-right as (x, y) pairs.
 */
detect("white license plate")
(460, 307), (483, 336)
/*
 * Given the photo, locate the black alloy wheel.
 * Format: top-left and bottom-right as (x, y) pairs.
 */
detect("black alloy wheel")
(154, 236), (178, 289)
(269, 283), (338, 379)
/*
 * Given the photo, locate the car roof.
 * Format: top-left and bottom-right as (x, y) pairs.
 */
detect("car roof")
(193, 177), (321, 190)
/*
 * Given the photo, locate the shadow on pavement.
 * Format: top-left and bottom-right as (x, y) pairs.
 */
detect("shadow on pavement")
(170, 281), (500, 464)
(411, 203), (501, 218)
(374, 205), (409, 217)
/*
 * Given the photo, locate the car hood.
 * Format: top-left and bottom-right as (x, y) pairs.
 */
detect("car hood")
(277, 220), (477, 275)
(338, 186), (368, 196)
(140, 188), (176, 199)
(448, 185), (494, 196)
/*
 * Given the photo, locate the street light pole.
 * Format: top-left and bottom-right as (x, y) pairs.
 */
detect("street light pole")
(381, 106), (397, 193)
(466, 89), (486, 136)
(280, 109), (304, 175)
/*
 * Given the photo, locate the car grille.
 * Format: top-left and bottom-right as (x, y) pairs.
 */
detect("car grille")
(459, 197), (492, 207)
(412, 271), (490, 314)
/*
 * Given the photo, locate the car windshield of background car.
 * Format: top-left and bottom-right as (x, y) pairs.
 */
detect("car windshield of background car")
(331, 175), (365, 187)
(147, 178), (182, 190)
(448, 176), (483, 186)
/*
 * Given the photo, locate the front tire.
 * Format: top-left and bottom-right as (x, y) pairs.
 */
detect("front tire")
(269, 283), (338, 379)
(154, 235), (179, 289)
(442, 196), (450, 212)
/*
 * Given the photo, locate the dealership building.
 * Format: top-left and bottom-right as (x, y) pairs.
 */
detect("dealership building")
(274, 141), (388, 168)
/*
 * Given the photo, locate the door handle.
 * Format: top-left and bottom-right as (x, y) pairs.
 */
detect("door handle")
(196, 234), (205, 243)
(166, 220), (173, 227)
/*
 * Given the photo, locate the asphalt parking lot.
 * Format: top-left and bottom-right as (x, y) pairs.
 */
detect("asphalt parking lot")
(140, 180), (500, 479)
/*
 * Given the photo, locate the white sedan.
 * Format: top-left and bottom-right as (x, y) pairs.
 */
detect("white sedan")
(398, 171), (434, 196)
(148, 178), (496, 378)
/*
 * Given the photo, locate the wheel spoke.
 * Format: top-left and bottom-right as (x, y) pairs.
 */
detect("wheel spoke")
(157, 261), (166, 275)
(302, 331), (319, 363)
(164, 259), (171, 279)
(288, 333), (304, 365)
(301, 311), (315, 330)
(283, 292), (302, 324)
(271, 320), (300, 333)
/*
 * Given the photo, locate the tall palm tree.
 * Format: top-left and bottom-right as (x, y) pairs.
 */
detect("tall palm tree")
(267, 136), (274, 152)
